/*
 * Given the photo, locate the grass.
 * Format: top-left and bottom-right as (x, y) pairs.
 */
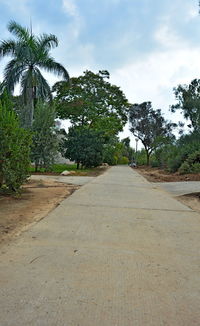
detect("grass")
(29, 164), (98, 174)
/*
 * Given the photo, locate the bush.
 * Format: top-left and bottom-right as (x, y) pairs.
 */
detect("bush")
(136, 149), (147, 165)
(178, 151), (200, 175)
(178, 162), (191, 174)
(0, 102), (32, 191)
(118, 156), (129, 164)
(151, 161), (160, 168)
(167, 156), (183, 173)
(191, 163), (200, 173)
(154, 133), (200, 172)
(187, 151), (200, 165)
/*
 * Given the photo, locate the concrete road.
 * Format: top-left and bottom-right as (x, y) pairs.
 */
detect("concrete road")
(1, 166), (200, 326)
(154, 181), (200, 196)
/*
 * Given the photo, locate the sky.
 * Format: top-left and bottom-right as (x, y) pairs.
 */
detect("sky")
(0, 0), (200, 148)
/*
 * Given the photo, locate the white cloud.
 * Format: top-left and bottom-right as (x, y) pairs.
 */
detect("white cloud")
(62, 0), (79, 18)
(154, 25), (183, 49)
(62, 0), (84, 40)
(111, 16), (200, 122)
(114, 43), (200, 147)
(111, 46), (200, 119)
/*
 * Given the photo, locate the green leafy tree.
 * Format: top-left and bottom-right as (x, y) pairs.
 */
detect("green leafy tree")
(53, 70), (129, 137)
(0, 20), (69, 127)
(171, 79), (200, 132)
(129, 102), (175, 165)
(31, 102), (59, 171)
(103, 137), (121, 165)
(102, 137), (134, 165)
(121, 137), (135, 163)
(62, 126), (104, 169)
(0, 101), (31, 191)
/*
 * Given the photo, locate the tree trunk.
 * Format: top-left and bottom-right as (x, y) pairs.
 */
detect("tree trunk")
(146, 150), (150, 166)
(77, 162), (80, 170)
(29, 93), (34, 127)
(26, 69), (34, 128)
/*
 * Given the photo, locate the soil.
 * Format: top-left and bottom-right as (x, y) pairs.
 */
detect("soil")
(0, 179), (79, 247)
(136, 166), (200, 214)
(136, 166), (200, 183)
(177, 193), (200, 214)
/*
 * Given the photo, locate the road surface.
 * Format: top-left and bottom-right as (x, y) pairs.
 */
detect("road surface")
(1, 166), (200, 325)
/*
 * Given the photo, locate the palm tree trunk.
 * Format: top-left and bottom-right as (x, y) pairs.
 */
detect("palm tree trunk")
(26, 86), (34, 128)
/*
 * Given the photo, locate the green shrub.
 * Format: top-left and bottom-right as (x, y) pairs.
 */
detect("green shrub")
(178, 162), (191, 175)
(155, 134), (200, 172)
(136, 149), (147, 166)
(191, 163), (200, 173)
(150, 161), (160, 168)
(0, 102), (32, 191)
(187, 151), (200, 165)
(118, 156), (129, 164)
(167, 156), (183, 172)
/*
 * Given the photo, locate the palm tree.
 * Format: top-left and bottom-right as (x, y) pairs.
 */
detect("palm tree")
(0, 21), (69, 127)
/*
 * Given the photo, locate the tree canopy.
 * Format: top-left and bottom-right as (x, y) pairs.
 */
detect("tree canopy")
(129, 102), (175, 165)
(171, 79), (200, 132)
(62, 126), (104, 168)
(53, 70), (129, 137)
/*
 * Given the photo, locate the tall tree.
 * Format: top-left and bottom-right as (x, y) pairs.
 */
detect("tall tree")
(53, 70), (129, 138)
(129, 102), (175, 165)
(31, 102), (59, 172)
(171, 79), (200, 132)
(0, 20), (69, 127)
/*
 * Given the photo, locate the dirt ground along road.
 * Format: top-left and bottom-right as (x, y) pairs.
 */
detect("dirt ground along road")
(0, 179), (79, 247)
(0, 166), (200, 325)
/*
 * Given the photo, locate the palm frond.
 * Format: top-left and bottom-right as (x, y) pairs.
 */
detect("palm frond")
(3, 59), (26, 93)
(38, 57), (69, 81)
(37, 33), (58, 50)
(21, 68), (51, 102)
(0, 39), (16, 57)
(33, 68), (52, 100)
(7, 20), (30, 42)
